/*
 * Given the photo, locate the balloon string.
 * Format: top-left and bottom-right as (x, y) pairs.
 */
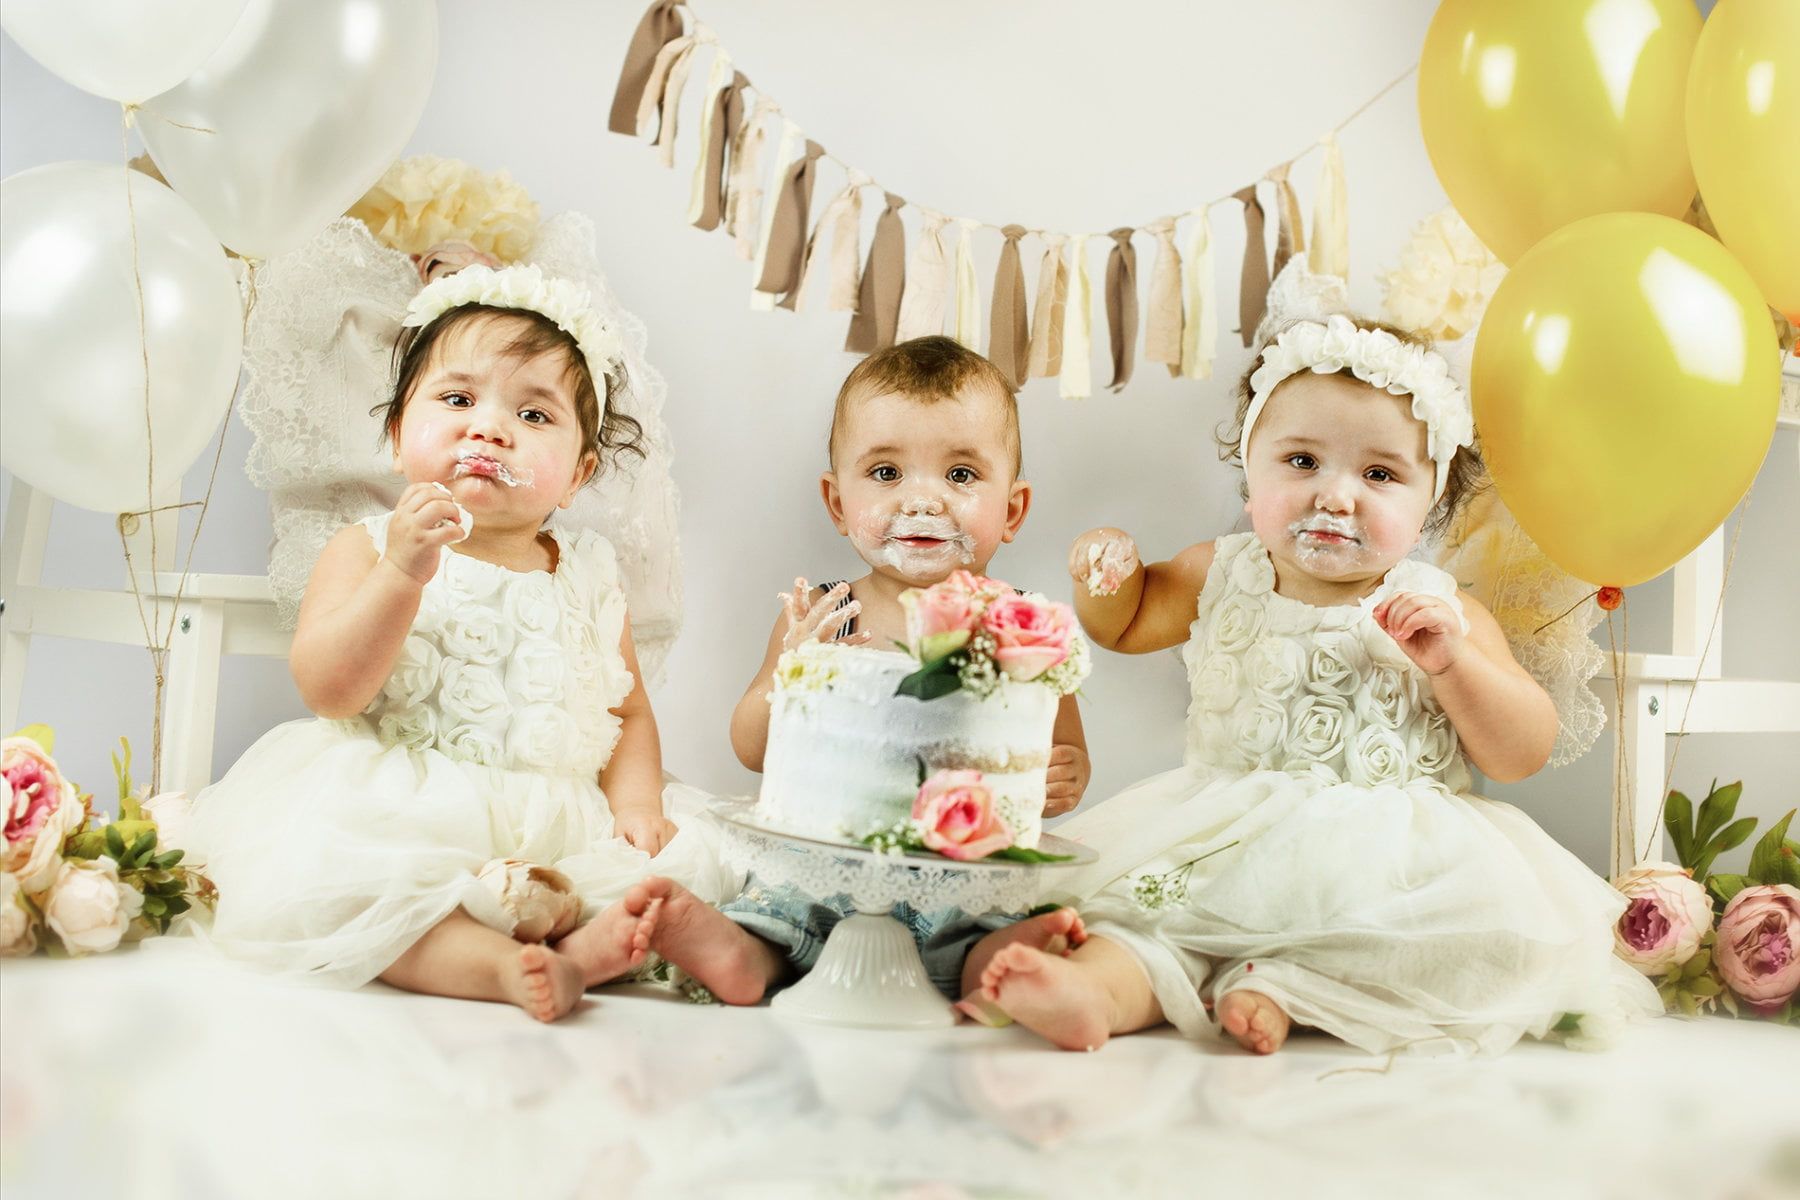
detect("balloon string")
(1607, 604), (1630, 877)
(1638, 491), (1753, 863)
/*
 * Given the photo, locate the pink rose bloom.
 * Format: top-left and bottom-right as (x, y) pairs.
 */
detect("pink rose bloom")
(912, 770), (1013, 861)
(980, 593), (1075, 681)
(2, 737), (70, 848)
(1714, 884), (1800, 1015)
(901, 581), (979, 662)
(1611, 861), (1714, 976)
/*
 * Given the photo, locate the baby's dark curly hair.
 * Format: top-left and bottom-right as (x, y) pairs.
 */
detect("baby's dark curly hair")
(373, 304), (645, 475)
(1214, 314), (1486, 538)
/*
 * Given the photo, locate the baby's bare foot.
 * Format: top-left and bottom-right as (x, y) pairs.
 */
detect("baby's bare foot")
(505, 943), (585, 1022)
(960, 943), (1113, 1052)
(1217, 989), (1290, 1055)
(555, 876), (672, 987)
(647, 883), (782, 1006)
(957, 908), (1088, 1024)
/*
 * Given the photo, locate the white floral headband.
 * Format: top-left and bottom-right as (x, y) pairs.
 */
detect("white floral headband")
(1239, 313), (1475, 501)
(402, 263), (625, 383)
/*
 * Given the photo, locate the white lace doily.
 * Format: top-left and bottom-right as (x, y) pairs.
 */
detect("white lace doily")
(239, 214), (683, 684)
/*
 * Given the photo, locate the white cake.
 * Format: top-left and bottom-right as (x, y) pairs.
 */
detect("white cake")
(756, 642), (1056, 848)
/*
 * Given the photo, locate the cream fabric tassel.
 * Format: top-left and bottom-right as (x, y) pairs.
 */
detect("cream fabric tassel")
(1309, 133), (1349, 279)
(652, 34), (704, 169)
(952, 218), (982, 348)
(1179, 209), (1217, 380)
(790, 172), (867, 314)
(1143, 218), (1183, 376)
(687, 51), (735, 224)
(1027, 234), (1068, 379)
(634, 34), (693, 140)
(749, 119), (801, 310)
(725, 98), (776, 259)
(1268, 162), (1306, 278)
(896, 210), (951, 341)
(1059, 234), (1092, 400)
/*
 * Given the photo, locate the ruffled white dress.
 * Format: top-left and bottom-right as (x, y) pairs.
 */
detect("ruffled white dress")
(1059, 532), (1658, 1055)
(188, 513), (739, 987)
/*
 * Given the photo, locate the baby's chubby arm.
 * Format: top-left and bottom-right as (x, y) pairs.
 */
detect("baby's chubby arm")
(602, 621), (677, 856)
(1067, 528), (1216, 655)
(728, 577), (871, 772)
(289, 483), (466, 718)
(1373, 589), (1556, 783)
(1044, 693), (1091, 818)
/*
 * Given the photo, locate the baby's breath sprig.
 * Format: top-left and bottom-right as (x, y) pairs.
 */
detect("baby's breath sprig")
(1130, 841), (1241, 912)
(859, 819), (928, 857)
(956, 633), (1002, 699)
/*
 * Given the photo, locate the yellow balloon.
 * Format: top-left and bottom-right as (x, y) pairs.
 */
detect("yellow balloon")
(1419, 0), (1701, 265)
(1472, 213), (1780, 587)
(1687, 0), (1800, 322)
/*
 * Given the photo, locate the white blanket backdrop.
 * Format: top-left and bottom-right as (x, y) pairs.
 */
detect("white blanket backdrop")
(3, 0), (1794, 871)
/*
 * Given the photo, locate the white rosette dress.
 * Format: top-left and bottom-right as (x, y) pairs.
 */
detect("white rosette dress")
(188, 514), (739, 987)
(1059, 532), (1658, 1055)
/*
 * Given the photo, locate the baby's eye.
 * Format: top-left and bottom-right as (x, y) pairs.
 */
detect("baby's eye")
(520, 408), (550, 425)
(947, 466), (978, 485)
(1285, 453), (1315, 470)
(1366, 467), (1394, 483)
(870, 465), (901, 483)
(443, 392), (474, 408)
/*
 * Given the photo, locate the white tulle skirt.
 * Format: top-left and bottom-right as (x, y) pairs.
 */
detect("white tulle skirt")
(186, 718), (741, 988)
(1055, 763), (1661, 1056)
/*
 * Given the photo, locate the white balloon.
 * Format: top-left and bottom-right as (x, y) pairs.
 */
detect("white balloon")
(139, 0), (437, 259)
(0, 0), (248, 104)
(0, 163), (244, 514)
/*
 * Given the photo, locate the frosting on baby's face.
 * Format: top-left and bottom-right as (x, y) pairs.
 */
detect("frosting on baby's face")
(823, 387), (1030, 590)
(1241, 371), (1436, 606)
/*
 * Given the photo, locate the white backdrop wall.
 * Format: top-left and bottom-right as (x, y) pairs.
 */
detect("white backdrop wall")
(3, 0), (1795, 871)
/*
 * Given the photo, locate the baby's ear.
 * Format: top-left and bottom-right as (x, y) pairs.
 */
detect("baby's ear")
(819, 471), (850, 534)
(1001, 478), (1032, 543)
(560, 450), (600, 507)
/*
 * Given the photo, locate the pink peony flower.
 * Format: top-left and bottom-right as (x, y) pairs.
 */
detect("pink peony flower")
(1714, 884), (1800, 1015)
(2, 736), (72, 848)
(979, 593), (1075, 681)
(912, 770), (1013, 861)
(901, 580), (980, 662)
(1611, 861), (1715, 976)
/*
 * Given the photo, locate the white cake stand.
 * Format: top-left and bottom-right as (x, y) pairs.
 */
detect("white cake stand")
(712, 800), (1097, 1031)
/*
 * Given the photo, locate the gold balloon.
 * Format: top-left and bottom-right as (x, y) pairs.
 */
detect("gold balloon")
(1419, 0), (1701, 265)
(1687, 0), (1800, 322)
(1472, 213), (1780, 587)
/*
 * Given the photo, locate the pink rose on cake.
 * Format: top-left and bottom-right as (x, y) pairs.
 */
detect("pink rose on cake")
(1714, 884), (1800, 1014)
(901, 580), (980, 662)
(980, 593), (1075, 682)
(912, 770), (1014, 861)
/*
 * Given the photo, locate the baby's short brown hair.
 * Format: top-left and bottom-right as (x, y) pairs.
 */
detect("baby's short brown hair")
(829, 336), (1021, 474)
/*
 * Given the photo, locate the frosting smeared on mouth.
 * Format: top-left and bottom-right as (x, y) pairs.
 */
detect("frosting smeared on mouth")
(453, 446), (534, 488)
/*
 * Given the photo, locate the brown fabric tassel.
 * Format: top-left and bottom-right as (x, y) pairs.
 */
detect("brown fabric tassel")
(755, 140), (826, 303)
(1026, 235), (1068, 379)
(1268, 163), (1307, 278)
(1234, 184), (1271, 346)
(1104, 227), (1139, 392)
(693, 71), (748, 232)
(845, 192), (908, 353)
(988, 225), (1030, 388)
(609, 0), (684, 135)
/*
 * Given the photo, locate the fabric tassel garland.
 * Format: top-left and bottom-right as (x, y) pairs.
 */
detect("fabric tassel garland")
(651, 34), (705, 169)
(690, 66), (746, 231)
(755, 138), (826, 307)
(1234, 183), (1271, 346)
(988, 225), (1030, 388)
(608, 0), (684, 135)
(1104, 226), (1139, 392)
(750, 120), (803, 309)
(1143, 217), (1183, 376)
(1059, 234), (1092, 400)
(788, 171), (865, 313)
(1268, 162), (1306, 278)
(725, 98), (776, 259)
(896, 210), (951, 341)
(845, 191), (907, 353)
(1027, 234), (1068, 379)
(952, 218), (981, 349)
(1309, 133), (1348, 279)
(1180, 209), (1217, 380)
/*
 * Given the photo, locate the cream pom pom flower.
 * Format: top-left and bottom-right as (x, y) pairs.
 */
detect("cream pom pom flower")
(1380, 208), (1506, 342)
(348, 155), (540, 263)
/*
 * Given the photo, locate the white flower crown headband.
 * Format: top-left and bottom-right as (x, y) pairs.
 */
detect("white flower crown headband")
(1239, 313), (1475, 501)
(402, 263), (626, 384)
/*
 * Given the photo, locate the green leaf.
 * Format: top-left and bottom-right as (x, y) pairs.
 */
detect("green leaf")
(1692, 780), (1742, 847)
(1718, 989), (1739, 1017)
(163, 896), (190, 917)
(1708, 873), (1750, 908)
(1676, 991), (1700, 1018)
(1663, 790), (1694, 866)
(151, 849), (185, 869)
(64, 831), (106, 860)
(142, 896), (167, 918)
(1688, 975), (1722, 998)
(111, 737), (136, 808)
(104, 825), (126, 860)
(1551, 1012), (1582, 1034)
(1693, 816), (1760, 878)
(11, 723), (54, 753)
(1681, 948), (1713, 980)
(1748, 810), (1796, 884)
(984, 846), (1076, 864)
(125, 830), (156, 868)
(895, 667), (964, 702)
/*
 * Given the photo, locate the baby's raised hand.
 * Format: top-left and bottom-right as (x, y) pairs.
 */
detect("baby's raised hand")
(384, 481), (473, 587)
(1043, 743), (1090, 817)
(778, 576), (871, 651)
(1067, 529), (1140, 598)
(1373, 591), (1465, 676)
(615, 808), (678, 858)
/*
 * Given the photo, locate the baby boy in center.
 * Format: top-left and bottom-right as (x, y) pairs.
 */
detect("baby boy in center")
(644, 336), (1092, 1005)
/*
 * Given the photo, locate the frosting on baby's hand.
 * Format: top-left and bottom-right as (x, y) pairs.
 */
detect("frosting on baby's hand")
(430, 482), (474, 542)
(1084, 538), (1138, 597)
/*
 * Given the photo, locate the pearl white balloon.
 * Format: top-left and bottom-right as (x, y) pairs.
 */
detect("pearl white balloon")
(0, 162), (244, 514)
(139, 0), (437, 259)
(0, 0), (249, 104)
